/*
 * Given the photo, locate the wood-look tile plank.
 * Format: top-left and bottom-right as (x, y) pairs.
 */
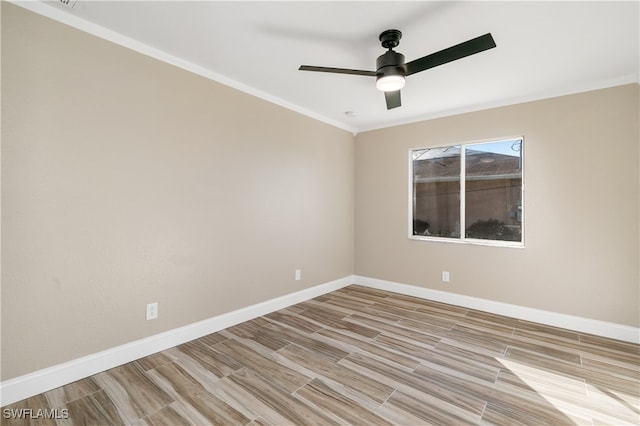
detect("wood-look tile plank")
(338, 285), (394, 303)
(197, 331), (229, 347)
(383, 389), (480, 425)
(417, 346), (501, 383)
(153, 361), (250, 425)
(140, 405), (191, 426)
(505, 346), (586, 380)
(456, 316), (517, 336)
(320, 292), (377, 312)
(135, 352), (172, 372)
(298, 302), (349, 321)
(386, 294), (465, 311)
(507, 346), (639, 397)
(464, 308), (520, 328)
(591, 414), (640, 426)
(295, 378), (395, 426)
(445, 324), (510, 356)
(583, 383), (640, 424)
(246, 417), (271, 426)
(368, 299), (463, 330)
(414, 299), (470, 316)
(582, 362), (640, 397)
(435, 341), (507, 371)
(264, 310), (323, 334)
(278, 342), (395, 405)
(263, 322), (350, 362)
(160, 348), (235, 392)
(147, 367), (254, 425)
(581, 354), (640, 381)
(44, 377), (101, 408)
(413, 358), (579, 425)
(175, 339), (243, 378)
(515, 319), (581, 342)
(153, 360), (208, 390)
(225, 320), (291, 352)
(374, 332), (440, 359)
(508, 338), (582, 365)
(211, 376), (293, 425)
(315, 327), (420, 369)
(214, 338), (311, 393)
(483, 397), (577, 425)
(360, 300), (416, 320)
(579, 334), (640, 365)
(175, 384), (250, 425)
(94, 362), (173, 422)
(374, 394), (434, 426)
(297, 305), (381, 339)
(342, 352), (487, 418)
(481, 402), (547, 426)
(65, 390), (125, 426)
(496, 364), (588, 401)
(229, 368), (337, 425)
(358, 306), (406, 323)
(396, 311), (459, 330)
(580, 333), (640, 355)
(415, 366), (570, 424)
(437, 336), (511, 361)
(522, 396), (595, 426)
(348, 313), (441, 348)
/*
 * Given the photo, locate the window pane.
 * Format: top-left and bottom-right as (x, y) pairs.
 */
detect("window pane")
(464, 139), (522, 242)
(412, 146), (461, 238)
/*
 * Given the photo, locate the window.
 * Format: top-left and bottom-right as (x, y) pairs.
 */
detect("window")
(410, 137), (523, 246)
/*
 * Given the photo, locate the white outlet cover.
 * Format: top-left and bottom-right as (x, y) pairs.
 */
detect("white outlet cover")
(146, 302), (158, 320)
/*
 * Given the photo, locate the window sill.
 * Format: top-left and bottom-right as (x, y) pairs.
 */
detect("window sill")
(409, 235), (525, 248)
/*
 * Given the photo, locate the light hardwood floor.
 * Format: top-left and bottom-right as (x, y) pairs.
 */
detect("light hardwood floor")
(3, 285), (639, 425)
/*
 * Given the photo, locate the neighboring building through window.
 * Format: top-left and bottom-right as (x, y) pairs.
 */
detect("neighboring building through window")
(410, 138), (523, 246)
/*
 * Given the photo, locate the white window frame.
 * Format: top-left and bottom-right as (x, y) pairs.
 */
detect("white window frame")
(408, 136), (525, 248)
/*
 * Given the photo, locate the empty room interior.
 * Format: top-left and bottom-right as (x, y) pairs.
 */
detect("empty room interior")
(1, 1), (639, 425)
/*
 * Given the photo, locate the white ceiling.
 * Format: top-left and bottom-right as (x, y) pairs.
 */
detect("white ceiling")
(14, 1), (640, 134)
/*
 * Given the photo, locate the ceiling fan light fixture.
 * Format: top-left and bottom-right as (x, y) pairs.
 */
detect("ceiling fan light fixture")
(376, 74), (405, 92)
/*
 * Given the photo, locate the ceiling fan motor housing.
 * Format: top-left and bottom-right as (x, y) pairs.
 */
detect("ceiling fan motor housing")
(376, 50), (407, 79)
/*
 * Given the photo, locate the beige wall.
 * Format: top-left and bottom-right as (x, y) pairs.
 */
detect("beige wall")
(355, 84), (639, 328)
(1, 4), (354, 380)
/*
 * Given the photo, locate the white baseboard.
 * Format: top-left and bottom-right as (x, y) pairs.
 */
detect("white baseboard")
(0, 276), (353, 406)
(354, 275), (640, 344)
(3, 274), (637, 406)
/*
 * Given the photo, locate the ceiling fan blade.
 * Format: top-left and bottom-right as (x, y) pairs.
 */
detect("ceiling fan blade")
(405, 33), (496, 76)
(384, 90), (401, 109)
(299, 65), (376, 77)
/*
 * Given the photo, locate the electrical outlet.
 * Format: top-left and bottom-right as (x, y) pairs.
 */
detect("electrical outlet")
(295, 269), (301, 281)
(146, 302), (158, 320)
(442, 271), (450, 283)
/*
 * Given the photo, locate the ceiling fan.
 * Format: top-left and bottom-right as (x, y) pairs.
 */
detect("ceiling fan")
(299, 30), (496, 110)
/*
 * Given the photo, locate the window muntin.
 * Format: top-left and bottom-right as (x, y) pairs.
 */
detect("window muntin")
(411, 138), (523, 246)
